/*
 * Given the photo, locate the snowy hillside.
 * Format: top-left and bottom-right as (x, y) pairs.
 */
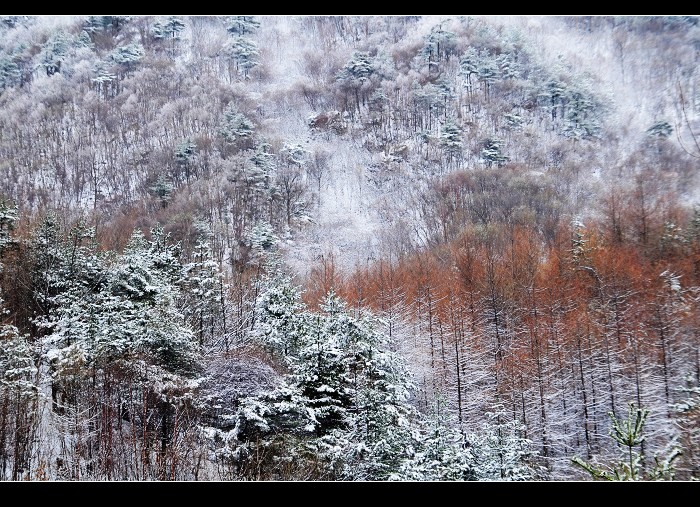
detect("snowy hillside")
(0, 15), (699, 482)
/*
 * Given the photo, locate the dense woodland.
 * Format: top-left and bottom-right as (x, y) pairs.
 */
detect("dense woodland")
(1, 15), (700, 481)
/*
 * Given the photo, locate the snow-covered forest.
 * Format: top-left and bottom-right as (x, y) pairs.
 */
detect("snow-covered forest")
(1, 15), (699, 481)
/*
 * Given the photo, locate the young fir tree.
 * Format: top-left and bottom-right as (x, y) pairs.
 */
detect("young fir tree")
(572, 402), (680, 480)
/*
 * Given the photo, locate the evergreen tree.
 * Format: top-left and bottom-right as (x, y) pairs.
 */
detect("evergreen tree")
(226, 16), (261, 36)
(0, 324), (39, 480)
(563, 89), (601, 140)
(152, 17), (185, 41)
(37, 30), (73, 76)
(109, 42), (144, 76)
(251, 265), (308, 360)
(220, 104), (255, 147)
(0, 199), (18, 258)
(420, 25), (457, 73)
(646, 120), (673, 139)
(468, 407), (538, 480)
(182, 223), (228, 350)
(572, 402), (680, 480)
(439, 118), (463, 156)
(319, 293), (417, 480)
(292, 291), (354, 436)
(481, 138), (508, 167)
(44, 226), (199, 376)
(392, 397), (477, 481)
(336, 51), (375, 113)
(0, 54), (21, 91)
(224, 37), (259, 79)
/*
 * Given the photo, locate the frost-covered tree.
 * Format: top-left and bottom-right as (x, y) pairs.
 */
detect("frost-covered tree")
(392, 398), (478, 481)
(439, 118), (463, 160)
(0, 324), (39, 480)
(292, 291), (354, 436)
(318, 292), (417, 481)
(459, 47), (480, 98)
(149, 175), (174, 208)
(220, 104), (255, 149)
(336, 51), (375, 114)
(83, 15), (129, 35)
(222, 279), (420, 480)
(0, 200), (18, 257)
(28, 213), (73, 321)
(251, 265), (308, 360)
(224, 37), (259, 79)
(182, 223), (228, 350)
(468, 407), (539, 480)
(275, 143), (312, 229)
(152, 16), (185, 41)
(37, 30), (73, 76)
(44, 226), (199, 375)
(38, 225), (202, 479)
(675, 376), (700, 479)
(152, 17), (186, 58)
(647, 120), (673, 139)
(0, 54), (21, 91)
(109, 42), (144, 76)
(420, 25), (457, 74)
(481, 138), (508, 167)
(244, 221), (278, 266)
(476, 51), (500, 98)
(226, 16), (260, 36)
(563, 88), (602, 140)
(91, 60), (116, 98)
(174, 138), (197, 183)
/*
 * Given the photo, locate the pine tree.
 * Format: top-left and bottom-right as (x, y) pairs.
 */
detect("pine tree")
(226, 16), (261, 36)
(469, 406), (538, 480)
(0, 324), (39, 480)
(320, 293), (417, 480)
(182, 223), (228, 350)
(481, 138), (508, 167)
(0, 199), (18, 259)
(224, 37), (259, 79)
(43, 225), (200, 383)
(220, 104), (255, 147)
(251, 266), (308, 360)
(572, 402), (680, 480)
(393, 397), (477, 481)
(439, 118), (463, 164)
(37, 30), (73, 76)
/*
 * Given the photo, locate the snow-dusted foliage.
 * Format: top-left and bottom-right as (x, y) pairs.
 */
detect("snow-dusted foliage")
(0, 325), (37, 398)
(250, 263), (308, 360)
(42, 226), (199, 374)
(182, 223), (229, 350)
(204, 268), (538, 480)
(0, 199), (18, 259)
